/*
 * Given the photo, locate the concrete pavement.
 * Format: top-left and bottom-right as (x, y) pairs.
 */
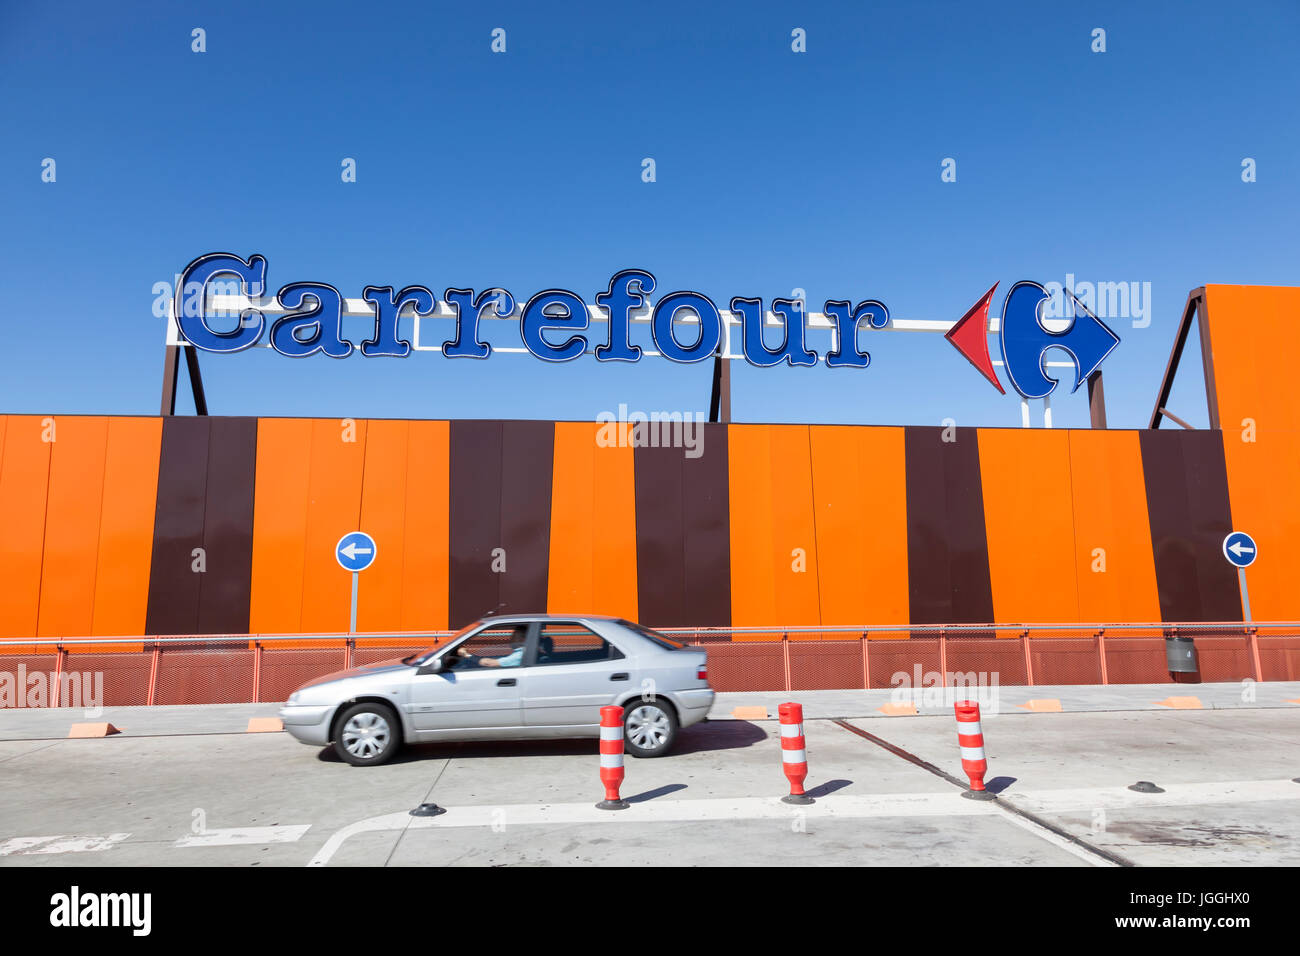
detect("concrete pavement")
(0, 698), (1297, 866)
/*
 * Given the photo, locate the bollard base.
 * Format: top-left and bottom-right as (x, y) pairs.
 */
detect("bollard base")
(781, 793), (815, 805)
(409, 803), (447, 817)
(596, 799), (630, 811)
(1128, 781), (1165, 793)
(961, 788), (997, 801)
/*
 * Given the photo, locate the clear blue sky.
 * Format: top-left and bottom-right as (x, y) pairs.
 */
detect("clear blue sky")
(2, 1), (1296, 428)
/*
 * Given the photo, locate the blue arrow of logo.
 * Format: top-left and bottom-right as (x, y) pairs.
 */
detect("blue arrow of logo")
(999, 281), (1121, 400)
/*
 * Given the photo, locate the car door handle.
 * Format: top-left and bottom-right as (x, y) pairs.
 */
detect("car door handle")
(610, 673), (629, 681)
(496, 678), (516, 687)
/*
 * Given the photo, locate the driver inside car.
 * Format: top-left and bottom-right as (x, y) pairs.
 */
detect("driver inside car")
(455, 626), (527, 668)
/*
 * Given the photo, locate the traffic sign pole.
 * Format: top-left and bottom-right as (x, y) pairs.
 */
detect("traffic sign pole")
(350, 571), (359, 634)
(1238, 567), (1252, 623)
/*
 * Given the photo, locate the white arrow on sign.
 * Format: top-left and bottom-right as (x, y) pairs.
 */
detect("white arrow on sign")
(1228, 541), (1255, 558)
(340, 543), (373, 560)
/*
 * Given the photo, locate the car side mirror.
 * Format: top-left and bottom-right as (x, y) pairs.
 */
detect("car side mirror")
(416, 658), (444, 676)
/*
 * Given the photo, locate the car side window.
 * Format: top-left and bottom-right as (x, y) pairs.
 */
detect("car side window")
(532, 623), (624, 667)
(447, 625), (528, 670)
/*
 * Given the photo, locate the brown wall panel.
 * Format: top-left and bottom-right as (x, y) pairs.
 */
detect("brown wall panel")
(196, 417), (257, 634)
(634, 425), (730, 628)
(498, 421), (554, 615)
(448, 421), (504, 626)
(1139, 429), (1241, 622)
(904, 426), (994, 625)
(633, 442), (684, 628)
(145, 417), (210, 635)
(682, 425), (731, 627)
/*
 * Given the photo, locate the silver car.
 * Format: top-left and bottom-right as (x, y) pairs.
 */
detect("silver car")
(279, 615), (714, 766)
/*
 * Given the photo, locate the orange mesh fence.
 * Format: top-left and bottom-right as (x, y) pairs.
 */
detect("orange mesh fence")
(153, 642), (256, 705)
(1257, 630), (1300, 681)
(1030, 636), (1105, 685)
(0, 624), (1295, 704)
(258, 645), (350, 703)
(60, 651), (152, 707)
(790, 640), (864, 690)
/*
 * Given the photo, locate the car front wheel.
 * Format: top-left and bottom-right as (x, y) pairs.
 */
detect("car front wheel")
(623, 700), (677, 758)
(333, 702), (402, 767)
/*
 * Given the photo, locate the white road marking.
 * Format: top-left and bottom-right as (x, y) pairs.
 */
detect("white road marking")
(307, 778), (1300, 867)
(992, 809), (1119, 867)
(174, 825), (311, 848)
(0, 833), (130, 856)
(1006, 779), (1300, 814)
(308, 793), (999, 866)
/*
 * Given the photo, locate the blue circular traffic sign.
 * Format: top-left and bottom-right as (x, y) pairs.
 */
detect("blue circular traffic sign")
(1221, 531), (1257, 569)
(336, 531), (378, 572)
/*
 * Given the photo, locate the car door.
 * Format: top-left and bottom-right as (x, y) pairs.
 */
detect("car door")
(407, 623), (527, 732)
(519, 621), (631, 728)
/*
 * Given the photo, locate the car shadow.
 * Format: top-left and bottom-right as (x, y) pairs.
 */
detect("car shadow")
(316, 718), (769, 764)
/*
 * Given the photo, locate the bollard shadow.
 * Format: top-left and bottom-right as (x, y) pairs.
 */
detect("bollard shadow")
(802, 778), (853, 799)
(625, 783), (688, 804)
(984, 775), (1017, 794)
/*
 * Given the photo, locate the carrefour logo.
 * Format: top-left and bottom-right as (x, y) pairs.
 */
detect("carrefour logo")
(946, 280), (1121, 399)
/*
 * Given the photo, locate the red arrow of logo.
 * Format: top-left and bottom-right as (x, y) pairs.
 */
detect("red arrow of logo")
(945, 282), (1004, 394)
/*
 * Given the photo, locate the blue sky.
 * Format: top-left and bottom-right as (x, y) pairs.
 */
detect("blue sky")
(2, 1), (1296, 428)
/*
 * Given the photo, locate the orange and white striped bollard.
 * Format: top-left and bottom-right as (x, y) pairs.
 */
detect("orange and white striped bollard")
(954, 700), (995, 801)
(778, 702), (814, 805)
(596, 705), (630, 810)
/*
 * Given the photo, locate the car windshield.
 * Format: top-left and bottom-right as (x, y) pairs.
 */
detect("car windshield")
(403, 622), (482, 664)
(616, 619), (686, 650)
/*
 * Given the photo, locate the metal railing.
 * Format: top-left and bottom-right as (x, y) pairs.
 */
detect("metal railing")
(0, 621), (1297, 705)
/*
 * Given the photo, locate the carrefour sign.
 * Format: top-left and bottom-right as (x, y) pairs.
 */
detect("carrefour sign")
(173, 253), (1120, 398)
(173, 252), (889, 369)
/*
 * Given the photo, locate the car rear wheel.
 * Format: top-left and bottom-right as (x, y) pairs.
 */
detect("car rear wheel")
(623, 700), (677, 758)
(333, 702), (401, 767)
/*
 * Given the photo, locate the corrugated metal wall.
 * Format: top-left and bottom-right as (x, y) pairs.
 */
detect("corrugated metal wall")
(0, 415), (1264, 639)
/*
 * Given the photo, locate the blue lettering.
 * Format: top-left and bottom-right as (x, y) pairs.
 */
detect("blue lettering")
(651, 292), (720, 363)
(521, 290), (589, 362)
(270, 283), (351, 358)
(174, 252), (267, 353)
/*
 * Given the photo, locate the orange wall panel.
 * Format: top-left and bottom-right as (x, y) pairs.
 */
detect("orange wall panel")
(356, 420), (409, 632)
(90, 417), (163, 637)
(0, 416), (53, 643)
(809, 425), (910, 629)
(977, 429), (1080, 628)
(248, 419), (314, 633)
(38, 416), (110, 637)
(298, 418), (368, 633)
(547, 422), (638, 619)
(1204, 285), (1300, 621)
(1067, 430), (1161, 624)
(399, 420), (450, 631)
(728, 425), (821, 635)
